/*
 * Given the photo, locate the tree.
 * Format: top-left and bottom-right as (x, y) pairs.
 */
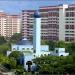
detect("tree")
(33, 55), (75, 74)
(48, 41), (56, 51)
(66, 42), (75, 55)
(0, 36), (6, 45)
(41, 40), (48, 45)
(3, 57), (17, 70)
(9, 51), (24, 65)
(0, 53), (9, 64)
(0, 53), (16, 70)
(0, 43), (10, 55)
(56, 41), (65, 48)
(10, 33), (22, 43)
(41, 40), (56, 51)
(15, 65), (25, 75)
(8, 58), (17, 69)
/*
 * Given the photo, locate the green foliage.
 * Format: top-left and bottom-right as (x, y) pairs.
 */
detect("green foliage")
(0, 36), (6, 45)
(41, 40), (75, 54)
(41, 40), (48, 45)
(66, 42), (75, 55)
(48, 41), (56, 51)
(0, 54), (16, 70)
(56, 41), (65, 48)
(0, 54), (9, 64)
(15, 65), (26, 75)
(33, 55), (75, 74)
(8, 58), (17, 69)
(0, 51), (25, 73)
(10, 33), (22, 43)
(1, 35), (75, 74)
(9, 51), (24, 66)
(0, 43), (10, 55)
(41, 40), (56, 51)
(9, 51), (23, 59)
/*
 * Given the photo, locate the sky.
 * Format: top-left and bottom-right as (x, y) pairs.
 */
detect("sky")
(0, 0), (75, 14)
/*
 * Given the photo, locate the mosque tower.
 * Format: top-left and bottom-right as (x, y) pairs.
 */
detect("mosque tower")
(33, 11), (41, 56)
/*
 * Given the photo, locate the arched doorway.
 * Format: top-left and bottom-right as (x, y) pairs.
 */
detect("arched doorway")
(26, 61), (32, 72)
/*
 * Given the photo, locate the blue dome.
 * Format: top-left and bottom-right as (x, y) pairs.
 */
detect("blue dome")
(34, 11), (41, 18)
(17, 38), (32, 45)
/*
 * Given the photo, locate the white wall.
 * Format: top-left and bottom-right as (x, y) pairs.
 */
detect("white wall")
(59, 4), (68, 41)
(51, 48), (69, 56)
(33, 18), (41, 55)
(11, 44), (49, 52)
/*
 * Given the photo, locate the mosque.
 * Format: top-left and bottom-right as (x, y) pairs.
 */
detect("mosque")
(7, 11), (50, 70)
(7, 11), (69, 71)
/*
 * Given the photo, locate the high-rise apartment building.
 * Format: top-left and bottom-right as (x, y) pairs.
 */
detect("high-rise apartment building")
(22, 10), (35, 39)
(0, 11), (21, 37)
(22, 4), (75, 42)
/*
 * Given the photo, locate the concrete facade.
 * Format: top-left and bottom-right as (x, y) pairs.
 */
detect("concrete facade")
(22, 4), (75, 42)
(0, 11), (21, 37)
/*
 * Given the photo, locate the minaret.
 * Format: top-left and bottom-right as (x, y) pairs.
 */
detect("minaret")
(33, 11), (41, 56)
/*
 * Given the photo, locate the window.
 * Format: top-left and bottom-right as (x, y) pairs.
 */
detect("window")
(70, 37), (74, 41)
(65, 37), (69, 41)
(56, 50), (58, 53)
(22, 48), (25, 50)
(70, 25), (74, 29)
(66, 12), (69, 17)
(17, 46), (19, 50)
(27, 48), (29, 50)
(65, 25), (69, 29)
(70, 12), (74, 17)
(31, 48), (33, 50)
(13, 48), (16, 50)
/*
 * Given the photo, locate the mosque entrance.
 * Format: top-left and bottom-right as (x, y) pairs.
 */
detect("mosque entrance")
(26, 61), (32, 72)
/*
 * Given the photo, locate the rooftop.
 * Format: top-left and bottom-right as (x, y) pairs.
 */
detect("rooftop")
(17, 38), (32, 45)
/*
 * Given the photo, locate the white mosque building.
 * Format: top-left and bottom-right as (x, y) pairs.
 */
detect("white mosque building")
(7, 11), (69, 71)
(7, 11), (50, 70)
